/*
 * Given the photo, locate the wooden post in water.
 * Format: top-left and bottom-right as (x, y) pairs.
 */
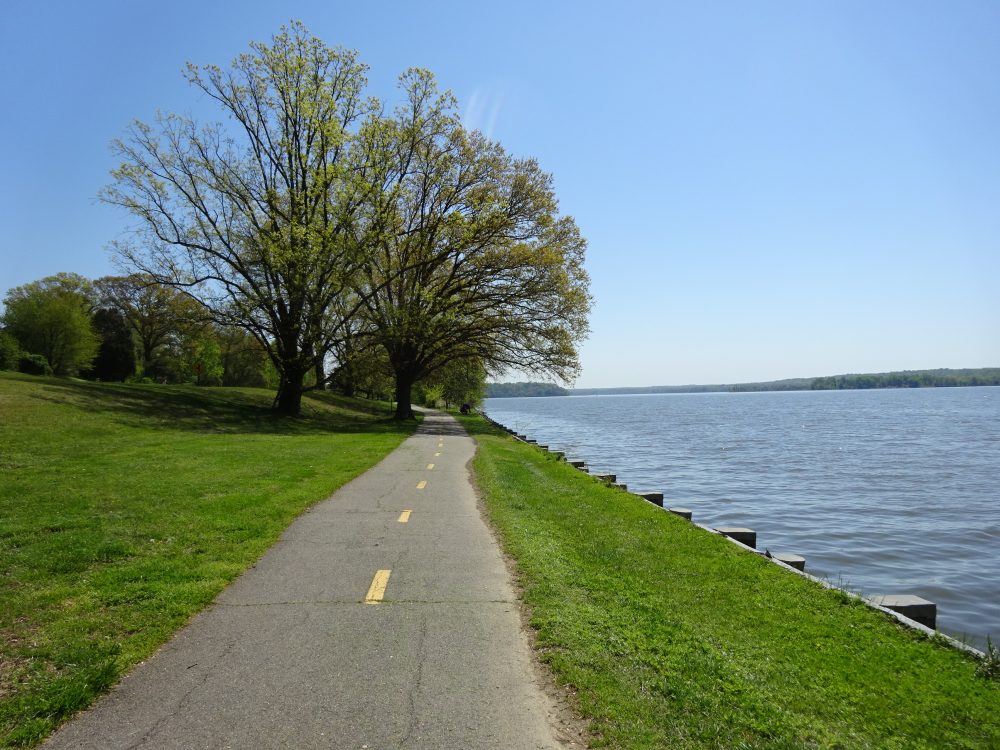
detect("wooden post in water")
(668, 507), (693, 520)
(635, 491), (664, 507)
(772, 553), (805, 571)
(715, 527), (757, 548)
(870, 595), (937, 629)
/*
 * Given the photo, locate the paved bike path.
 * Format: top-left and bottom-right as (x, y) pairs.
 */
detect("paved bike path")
(45, 411), (571, 749)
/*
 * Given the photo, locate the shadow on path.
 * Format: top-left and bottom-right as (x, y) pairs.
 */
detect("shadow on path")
(414, 411), (470, 437)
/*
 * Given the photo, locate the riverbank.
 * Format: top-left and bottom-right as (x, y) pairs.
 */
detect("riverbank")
(0, 373), (414, 747)
(459, 413), (1000, 749)
(483, 387), (1000, 648)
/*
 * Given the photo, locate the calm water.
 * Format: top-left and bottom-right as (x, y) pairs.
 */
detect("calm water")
(484, 387), (1000, 648)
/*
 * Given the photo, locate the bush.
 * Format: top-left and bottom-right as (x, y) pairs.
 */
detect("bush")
(19, 353), (53, 376)
(422, 383), (445, 408)
(0, 330), (22, 370)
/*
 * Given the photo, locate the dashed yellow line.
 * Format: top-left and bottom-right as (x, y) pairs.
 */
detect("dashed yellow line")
(427, 463), (435, 470)
(434, 452), (441, 457)
(398, 510), (411, 523)
(364, 569), (391, 603)
(416, 480), (427, 490)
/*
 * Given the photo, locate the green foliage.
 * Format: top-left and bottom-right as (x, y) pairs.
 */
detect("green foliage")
(811, 368), (1000, 390)
(2, 274), (99, 376)
(103, 22), (375, 414)
(102, 24), (590, 416)
(413, 359), (488, 408)
(218, 328), (269, 387)
(976, 637), (1000, 681)
(422, 383), (445, 408)
(437, 359), (487, 407)
(18, 354), (52, 376)
(0, 372), (414, 745)
(178, 335), (223, 386)
(464, 415), (1000, 749)
(0, 331), (22, 370)
(86, 308), (136, 381)
(352, 70), (590, 418)
(328, 338), (393, 400)
(95, 275), (199, 378)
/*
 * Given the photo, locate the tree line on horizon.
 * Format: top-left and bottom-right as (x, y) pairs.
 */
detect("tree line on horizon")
(0, 22), (591, 418)
(807, 368), (1000, 390)
(485, 381), (569, 398)
(486, 368), (1000, 397)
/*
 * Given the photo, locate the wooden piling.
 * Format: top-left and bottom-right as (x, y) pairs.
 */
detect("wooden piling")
(870, 594), (937, 629)
(715, 527), (756, 548)
(773, 553), (805, 571)
(635, 491), (664, 507)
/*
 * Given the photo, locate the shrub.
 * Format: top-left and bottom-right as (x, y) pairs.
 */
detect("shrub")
(422, 383), (445, 408)
(19, 353), (53, 376)
(976, 637), (1000, 681)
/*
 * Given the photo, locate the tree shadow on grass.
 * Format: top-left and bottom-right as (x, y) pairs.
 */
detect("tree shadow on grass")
(26, 377), (411, 436)
(452, 412), (509, 438)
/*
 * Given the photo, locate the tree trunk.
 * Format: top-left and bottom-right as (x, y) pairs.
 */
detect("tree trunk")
(314, 359), (325, 390)
(275, 367), (306, 415)
(142, 341), (155, 377)
(394, 373), (415, 420)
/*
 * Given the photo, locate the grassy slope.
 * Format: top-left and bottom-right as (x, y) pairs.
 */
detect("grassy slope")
(0, 373), (413, 746)
(461, 415), (1000, 750)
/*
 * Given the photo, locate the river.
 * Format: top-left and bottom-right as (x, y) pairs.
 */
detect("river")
(483, 386), (1000, 649)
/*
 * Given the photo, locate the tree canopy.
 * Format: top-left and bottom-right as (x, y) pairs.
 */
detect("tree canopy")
(102, 22), (591, 416)
(1, 273), (99, 376)
(103, 22), (376, 413)
(351, 70), (590, 418)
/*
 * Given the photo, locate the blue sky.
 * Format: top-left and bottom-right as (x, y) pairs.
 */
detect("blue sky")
(1, 1), (997, 387)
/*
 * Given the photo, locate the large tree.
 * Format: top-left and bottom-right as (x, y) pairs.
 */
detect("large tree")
(1, 273), (100, 376)
(352, 71), (591, 418)
(102, 22), (375, 414)
(95, 275), (201, 377)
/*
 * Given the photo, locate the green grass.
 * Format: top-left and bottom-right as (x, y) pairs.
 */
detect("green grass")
(461, 414), (1000, 749)
(0, 372), (414, 747)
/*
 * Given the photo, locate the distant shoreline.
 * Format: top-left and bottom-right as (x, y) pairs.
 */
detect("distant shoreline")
(486, 367), (1000, 398)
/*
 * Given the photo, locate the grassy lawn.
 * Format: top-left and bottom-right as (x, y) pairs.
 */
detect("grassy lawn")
(0, 372), (413, 747)
(461, 414), (1000, 749)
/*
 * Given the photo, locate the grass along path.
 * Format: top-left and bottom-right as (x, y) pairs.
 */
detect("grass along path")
(0, 373), (414, 747)
(462, 414), (1000, 749)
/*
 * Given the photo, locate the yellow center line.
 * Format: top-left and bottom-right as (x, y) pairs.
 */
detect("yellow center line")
(427, 463), (435, 470)
(364, 569), (391, 603)
(416, 480), (427, 490)
(398, 510), (411, 523)
(434, 452), (441, 457)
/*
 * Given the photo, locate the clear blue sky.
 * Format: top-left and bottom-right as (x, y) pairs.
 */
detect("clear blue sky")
(2, 1), (997, 388)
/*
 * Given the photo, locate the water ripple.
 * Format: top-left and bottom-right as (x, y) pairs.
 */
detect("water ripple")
(486, 387), (1000, 649)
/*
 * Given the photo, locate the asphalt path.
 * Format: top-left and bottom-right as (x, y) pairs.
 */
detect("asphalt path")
(44, 410), (574, 749)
